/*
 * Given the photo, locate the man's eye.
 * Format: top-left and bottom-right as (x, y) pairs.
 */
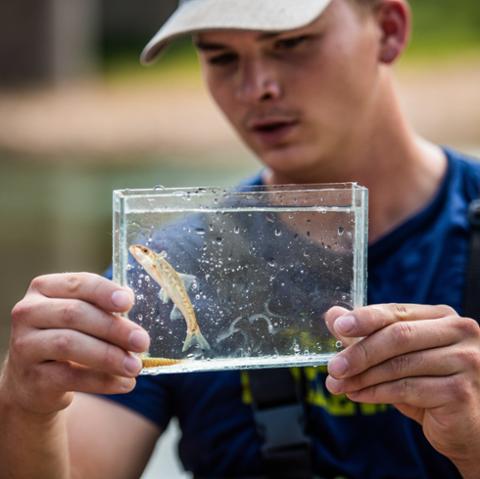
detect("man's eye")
(208, 53), (238, 66)
(275, 35), (310, 50)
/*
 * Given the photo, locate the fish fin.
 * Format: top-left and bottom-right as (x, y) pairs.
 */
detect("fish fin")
(179, 273), (198, 291)
(182, 330), (211, 352)
(158, 288), (170, 304)
(169, 305), (184, 321)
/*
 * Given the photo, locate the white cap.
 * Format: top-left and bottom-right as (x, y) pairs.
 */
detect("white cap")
(141, 0), (333, 65)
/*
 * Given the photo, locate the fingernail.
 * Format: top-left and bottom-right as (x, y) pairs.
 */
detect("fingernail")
(335, 314), (356, 334)
(328, 355), (349, 377)
(124, 354), (142, 375)
(129, 330), (150, 351)
(325, 376), (343, 394)
(112, 289), (133, 309)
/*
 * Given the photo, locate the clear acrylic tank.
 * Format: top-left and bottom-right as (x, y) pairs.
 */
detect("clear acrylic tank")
(113, 183), (368, 374)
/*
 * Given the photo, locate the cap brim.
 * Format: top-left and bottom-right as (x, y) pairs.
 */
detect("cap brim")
(141, 0), (332, 65)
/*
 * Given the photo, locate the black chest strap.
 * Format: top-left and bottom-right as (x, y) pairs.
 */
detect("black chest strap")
(465, 199), (480, 319)
(248, 368), (313, 478)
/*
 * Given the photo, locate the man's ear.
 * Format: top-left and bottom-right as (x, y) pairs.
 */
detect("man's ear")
(376, 0), (410, 64)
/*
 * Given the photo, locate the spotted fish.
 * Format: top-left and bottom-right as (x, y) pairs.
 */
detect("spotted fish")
(129, 244), (210, 352)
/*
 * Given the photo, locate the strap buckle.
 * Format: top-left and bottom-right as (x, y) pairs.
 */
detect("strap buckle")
(253, 403), (310, 453)
(468, 199), (480, 228)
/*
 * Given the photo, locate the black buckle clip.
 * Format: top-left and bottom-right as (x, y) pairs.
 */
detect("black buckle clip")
(468, 199), (480, 228)
(253, 403), (310, 453)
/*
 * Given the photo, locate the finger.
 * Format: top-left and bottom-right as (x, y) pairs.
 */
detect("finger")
(326, 344), (471, 395)
(39, 361), (137, 395)
(29, 273), (134, 313)
(343, 374), (465, 409)
(327, 316), (467, 378)
(324, 306), (356, 346)
(324, 306), (350, 336)
(21, 329), (143, 378)
(331, 303), (458, 338)
(25, 297), (149, 353)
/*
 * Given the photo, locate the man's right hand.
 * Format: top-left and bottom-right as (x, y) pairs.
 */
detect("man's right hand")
(1, 272), (150, 416)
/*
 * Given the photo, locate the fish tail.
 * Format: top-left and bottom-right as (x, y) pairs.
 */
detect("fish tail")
(182, 330), (211, 352)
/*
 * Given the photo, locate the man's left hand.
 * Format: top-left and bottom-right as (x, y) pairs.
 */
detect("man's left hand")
(324, 303), (480, 477)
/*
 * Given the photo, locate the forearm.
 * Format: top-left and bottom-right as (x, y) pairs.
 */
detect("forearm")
(0, 364), (70, 479)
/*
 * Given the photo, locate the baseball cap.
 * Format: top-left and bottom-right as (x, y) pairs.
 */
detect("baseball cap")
(141, 0), (333, 65)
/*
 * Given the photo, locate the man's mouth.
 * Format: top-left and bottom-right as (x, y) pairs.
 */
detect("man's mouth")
(247, 117), (299, 145)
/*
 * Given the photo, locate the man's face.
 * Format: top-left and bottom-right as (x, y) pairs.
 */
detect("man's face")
(195, 0), (383, 181)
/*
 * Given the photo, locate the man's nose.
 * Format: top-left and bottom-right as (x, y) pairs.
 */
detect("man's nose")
(236, 59), (282, 103)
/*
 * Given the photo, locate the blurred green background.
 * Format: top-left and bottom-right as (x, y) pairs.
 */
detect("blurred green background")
(1, 0), (479, 360)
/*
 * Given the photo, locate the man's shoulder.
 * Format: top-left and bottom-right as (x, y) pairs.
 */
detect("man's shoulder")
(444, 147), (480, 198)
(445, 146), (480, 173)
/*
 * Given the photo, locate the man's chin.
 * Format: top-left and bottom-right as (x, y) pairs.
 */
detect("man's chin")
(259, 146), (315, 175)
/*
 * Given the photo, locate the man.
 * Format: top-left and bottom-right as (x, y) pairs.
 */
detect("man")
(1, 0), (480, 477)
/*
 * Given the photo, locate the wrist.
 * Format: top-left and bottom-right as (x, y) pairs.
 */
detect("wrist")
(0, 353), (60, 422)
(454, 458), (480, 479)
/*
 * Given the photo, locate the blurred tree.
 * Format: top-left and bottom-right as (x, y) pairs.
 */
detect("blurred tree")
(0, 0), (99, 87)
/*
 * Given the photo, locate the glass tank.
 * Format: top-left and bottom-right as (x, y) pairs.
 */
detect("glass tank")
(113, 183), (368, 374)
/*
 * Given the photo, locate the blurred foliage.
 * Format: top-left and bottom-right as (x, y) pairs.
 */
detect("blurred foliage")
(407, 0), (480, 58)
(100, 0), (480, 83)
(101, 37), (199, 85)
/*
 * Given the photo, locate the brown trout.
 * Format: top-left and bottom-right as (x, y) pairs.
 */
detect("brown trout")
(129, 244), (210, 352)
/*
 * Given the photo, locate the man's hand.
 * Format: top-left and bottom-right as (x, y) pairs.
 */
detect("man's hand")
(1, 272), (150, 416)
(324, 303), (480, 476)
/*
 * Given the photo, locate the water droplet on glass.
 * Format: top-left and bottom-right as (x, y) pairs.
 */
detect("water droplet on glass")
(335, 340), (343, 349)
(195, 228), (206, 236)
(266, 213), (275, 223)
(154, 185), (165, 190)
(274, 229), (282, 237)
(338, 226), (345, 236)
(233, 226), (240, 234)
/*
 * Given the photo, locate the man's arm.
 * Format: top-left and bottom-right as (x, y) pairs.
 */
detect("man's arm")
(67, 394), (160, 479)
(0, 272), (154, 479)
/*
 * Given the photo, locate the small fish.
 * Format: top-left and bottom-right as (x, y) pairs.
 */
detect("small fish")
(142, 357), (183, 368)
(129, 244), (211, 352)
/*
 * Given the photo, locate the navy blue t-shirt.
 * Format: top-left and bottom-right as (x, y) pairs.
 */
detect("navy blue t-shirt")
(104, 147), (480, 478)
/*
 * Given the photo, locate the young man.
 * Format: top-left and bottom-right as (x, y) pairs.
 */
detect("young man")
(1, 0), (480, 477)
